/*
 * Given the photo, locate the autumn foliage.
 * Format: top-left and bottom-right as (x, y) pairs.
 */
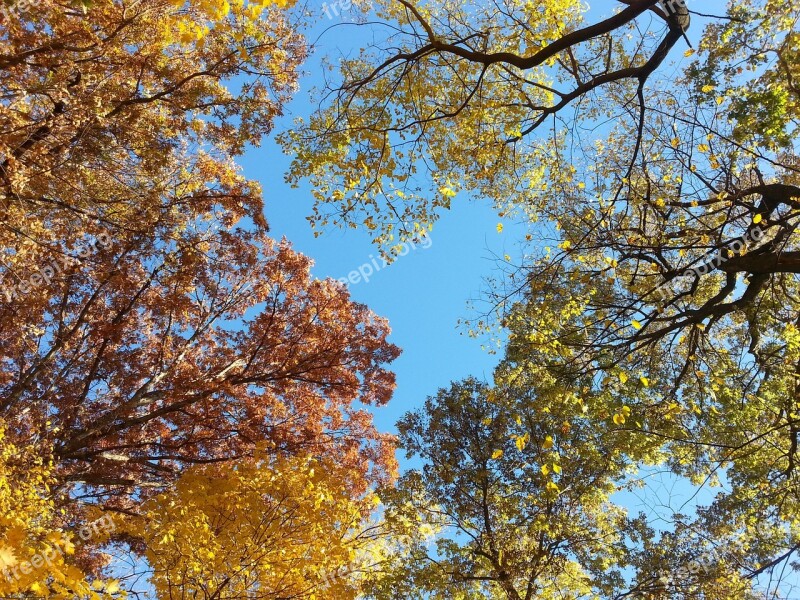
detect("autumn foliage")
(0, 427), (120, 598)
(122, 453), (379, 599)
(0, 0), (399, 596)
(4, 0), (800, 597)
(288, 0), (800, 597)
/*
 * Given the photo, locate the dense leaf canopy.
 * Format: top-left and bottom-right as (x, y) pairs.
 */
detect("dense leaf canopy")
(285, 0), (800, 597)
(3, 0), (800, 597)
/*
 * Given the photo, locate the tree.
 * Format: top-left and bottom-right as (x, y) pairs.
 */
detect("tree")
(0, 0), (399, 499)
(285, 1), (800, 591)
(283, 0), (799, 369)
(0, 0), (402, 594)
(1, 220), (400, 509)
(0, 217), (401, 594)
(282, 0), (698, 246)
(117, 452), (380, 599)
(0, 423), (120, 598)
(384, 377), (640, 599)
(0, 0), (303, 294)
(363, 369), (766, 599)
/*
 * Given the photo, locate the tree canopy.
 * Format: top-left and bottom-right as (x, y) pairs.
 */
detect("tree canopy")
(0, 0), (399, 596)
(284, 0), (800, 596)
(3, 0), (800, 597)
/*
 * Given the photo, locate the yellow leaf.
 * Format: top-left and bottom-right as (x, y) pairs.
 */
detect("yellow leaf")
(541, 464), (550, 475)
(439, 186), (457, 198)
(105, 580), (121, 594)
(0, 550), (15, 580)
(753, 214), (763, 224)
(496, 223), (504, 233)
(631, 320), (642, 330)
(640, 376), (650, 387)
(552, 464), (562, 474)
(491, 449), (504, 459)
(542, 435), (554, 450)
(619, 372), (629, 384)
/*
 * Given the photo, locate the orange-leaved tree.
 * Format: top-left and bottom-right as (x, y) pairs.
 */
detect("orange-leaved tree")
(0, 0), (304, 282)
(0, 0), (401, 595)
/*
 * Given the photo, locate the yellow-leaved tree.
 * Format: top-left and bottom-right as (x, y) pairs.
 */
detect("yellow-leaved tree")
(0, 423), (119, 598)
(118, 452), (382, 599)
